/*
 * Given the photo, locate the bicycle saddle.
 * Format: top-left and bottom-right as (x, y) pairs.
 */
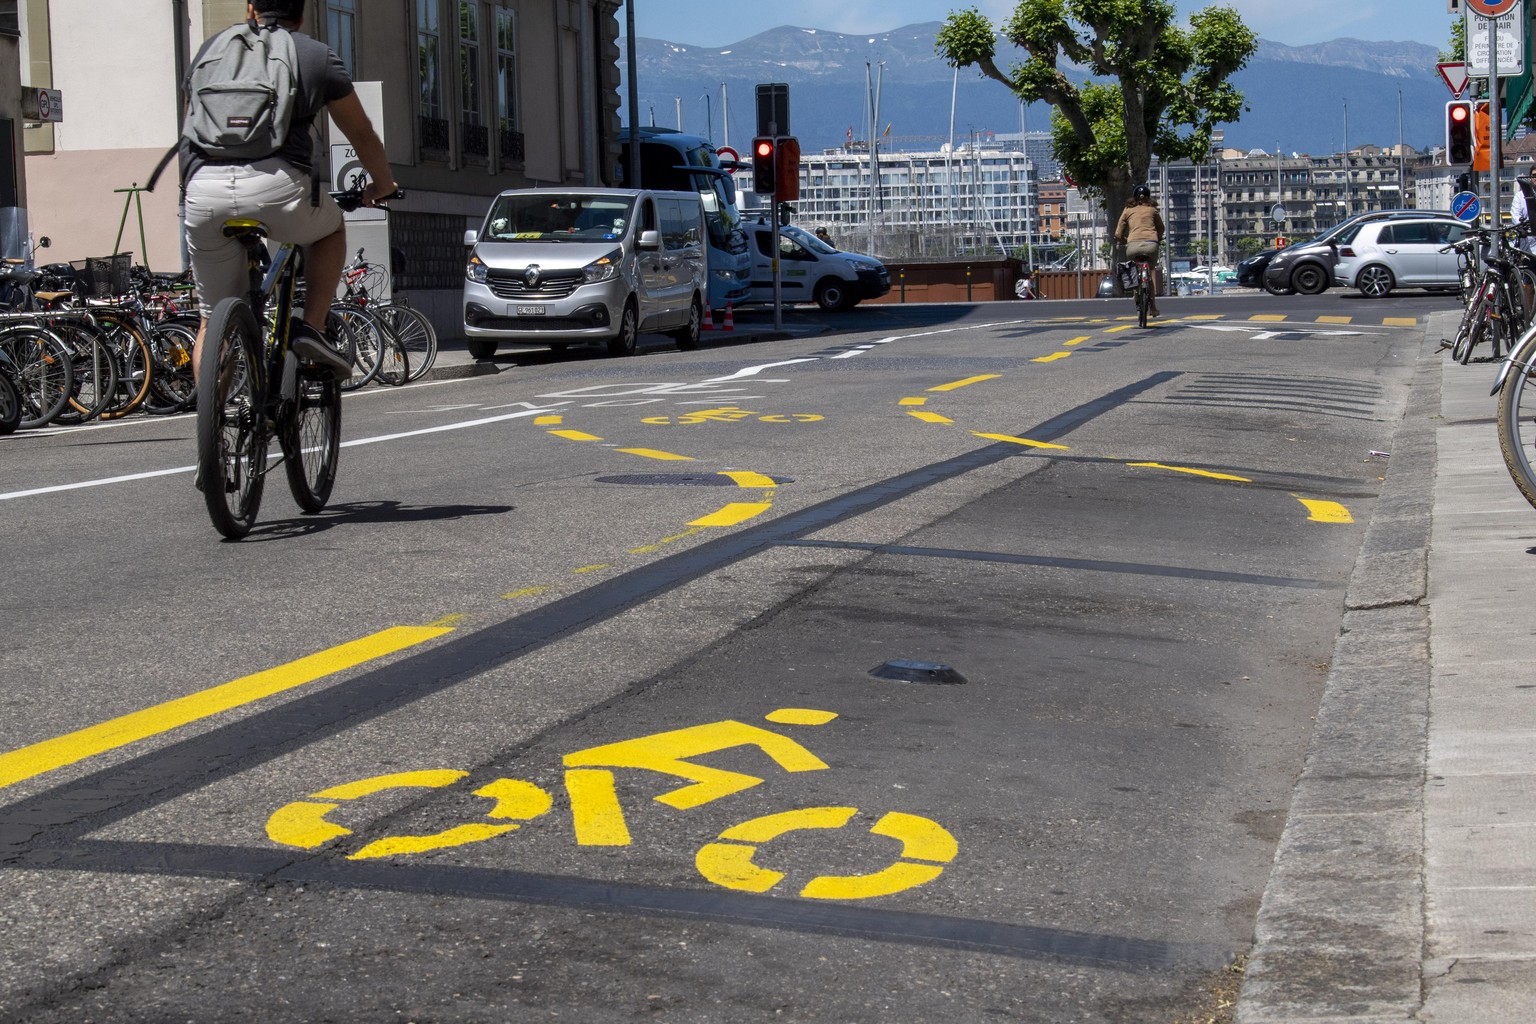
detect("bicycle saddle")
(221, 219), (268, 240)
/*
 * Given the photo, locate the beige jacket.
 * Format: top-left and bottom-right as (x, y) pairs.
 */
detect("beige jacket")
(1115, 204), (1165, 244)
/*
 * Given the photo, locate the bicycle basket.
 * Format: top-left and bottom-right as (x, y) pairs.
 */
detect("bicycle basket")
(79, 253), (133, 298)
(1116, 261), (1137, 291)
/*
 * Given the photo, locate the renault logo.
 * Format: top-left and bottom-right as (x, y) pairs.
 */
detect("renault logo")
(523, 265), (541, 288)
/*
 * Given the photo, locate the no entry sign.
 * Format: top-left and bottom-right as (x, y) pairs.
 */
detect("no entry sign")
(1467, 0), (1518, 15)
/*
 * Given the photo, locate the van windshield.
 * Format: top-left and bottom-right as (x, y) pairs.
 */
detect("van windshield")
(481, 195), (636, 242)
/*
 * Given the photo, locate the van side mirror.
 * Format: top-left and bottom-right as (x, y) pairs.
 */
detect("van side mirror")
(463, 230), (479, 247)
(638, 229), (661, 250)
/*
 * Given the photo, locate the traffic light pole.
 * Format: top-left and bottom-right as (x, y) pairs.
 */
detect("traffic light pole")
(772, 185), (782, 332)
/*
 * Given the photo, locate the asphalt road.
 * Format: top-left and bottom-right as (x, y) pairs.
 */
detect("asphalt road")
(0, 287), (1448, 1022)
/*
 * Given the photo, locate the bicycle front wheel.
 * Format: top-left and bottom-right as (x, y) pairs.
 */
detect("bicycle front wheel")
(197, 298), (268, 539)
(0, 367), (21, 435)
(377, 303), (438, 381)
(329, 305), (385, 391)
(1136, 282), (1149, 329)
(281, 368), (341, 513)
(1496, 329), (1536, 511)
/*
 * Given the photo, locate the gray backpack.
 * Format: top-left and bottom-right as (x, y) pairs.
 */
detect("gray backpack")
(182, 21), (299, 161)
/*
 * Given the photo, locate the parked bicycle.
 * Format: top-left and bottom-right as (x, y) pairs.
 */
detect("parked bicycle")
(1446, 227), (1536, 364)
(196, 182), (403, 539)
(338, 246), (438, 382)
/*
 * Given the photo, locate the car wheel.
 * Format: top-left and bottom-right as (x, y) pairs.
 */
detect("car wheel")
(1291, 263), (1329, 295)
(815, 279), (849, 311)
(466, 338), (498, 360)
(607, 300), (639, 357)
(1263, 277), (1294, 296)
(672, 294), (702, 351)
(1357, 265), (1395, 298)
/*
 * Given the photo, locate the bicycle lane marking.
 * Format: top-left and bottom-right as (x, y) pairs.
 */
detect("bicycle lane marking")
(0, 625), (454, 790)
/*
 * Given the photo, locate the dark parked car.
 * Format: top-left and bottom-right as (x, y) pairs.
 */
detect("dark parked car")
(1236, 250), (1276, 288)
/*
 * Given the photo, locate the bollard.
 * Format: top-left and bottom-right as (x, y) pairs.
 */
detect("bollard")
(900, 270), (906, 302)
(966, 266), (972, 302)
(722, 303), (735, 332)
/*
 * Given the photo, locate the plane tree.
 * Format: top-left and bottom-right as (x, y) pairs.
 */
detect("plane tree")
(937, 1), (1256, 278)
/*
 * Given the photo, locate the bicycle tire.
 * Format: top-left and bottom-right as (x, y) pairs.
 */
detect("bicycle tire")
(1136, 277), (1149, 329)
(1497, 330), (1536, 511)
(0, 366), (21, 435)
(143, 319), (198, 415)
(52, 320), (120, 425)
(3, 326), (74, 429)
(197, 298), (268, 539)
(93, 311), (155, 419)
(373, 319), (409, 387)
(327, 305), (384, 390)
(377, 302), (438, 381)
(280, 365), (342, 512)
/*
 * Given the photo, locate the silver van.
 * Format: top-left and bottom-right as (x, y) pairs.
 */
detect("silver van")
(463, 188), (707, 358)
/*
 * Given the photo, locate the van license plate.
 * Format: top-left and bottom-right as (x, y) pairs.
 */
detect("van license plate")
(515, 305), (545, 316)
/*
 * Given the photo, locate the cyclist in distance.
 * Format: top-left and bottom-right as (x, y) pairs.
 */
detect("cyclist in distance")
(1115, 183), (1165, 317)
(181, 0), (398, 381)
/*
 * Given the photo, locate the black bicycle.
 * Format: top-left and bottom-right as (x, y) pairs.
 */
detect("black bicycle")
(196, 183), (403, 539)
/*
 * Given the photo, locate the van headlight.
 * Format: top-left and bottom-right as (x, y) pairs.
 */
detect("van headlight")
(583, 249), (623, 284)
(466, 254), (488, 284)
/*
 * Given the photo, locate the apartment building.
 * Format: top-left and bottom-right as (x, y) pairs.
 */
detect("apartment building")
(14, 0), (622, 318)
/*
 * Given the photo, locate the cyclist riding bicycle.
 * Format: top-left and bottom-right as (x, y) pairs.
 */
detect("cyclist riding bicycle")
(1115, 183), (1165, 317)
(180, 0), (398, 383)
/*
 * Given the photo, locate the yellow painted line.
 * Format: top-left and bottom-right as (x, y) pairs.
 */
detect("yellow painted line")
(690, 502), (772, 527)
(719, 471), (777, 488)
(1250, 314), (1287, 322)
(534, 415), (563, 426)
(1064, 336), (1091, 346)
(574, 564), (613, 574)
(1316, 316), (1352, 325)
(1032, 352), (1071, 363)
(1184, 314), (1224, 321)
(899, 397), (927, 406)
(629, 526), (707, 554)
(0, 626), (452, 790)
(1104, 325), (1137, 333)
(1297, 498), (1354, 523)
(972, 432), (1070, 451)
(617, 448), (694, 461)
(907, 410), (953, 424)
(549, 429), (602, 441)
(1383, 317), (1417, 327)
(426, 614), (466, 628)
(928, 374), (1001, 392)
(502, 585), (550, 600)
(1127, 462), (1251, 482)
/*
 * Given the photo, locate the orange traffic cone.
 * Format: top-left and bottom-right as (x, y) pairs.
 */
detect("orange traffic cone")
(702, 301), (714, 332)
(722, 303), (735, 332)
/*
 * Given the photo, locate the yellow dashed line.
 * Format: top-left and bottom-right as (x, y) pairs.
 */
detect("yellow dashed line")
(972, 432), (1069, 450)
(1104, 325), (1137, 333)
(908, 410), (954, 424)
(427, 614), (467, 628)
(574, 564), (613, 574)
(1032, 352), (1071, 363)
(690, 503), (772, 527)
(1064, 336), (1091, 346)
(629, 526), (707, 554)
(899, 397), (927, 406)
(1184, 314), (1224, 321)
(1383, 317), (1417, 327)
(0, 626), (453, 790)
(616, 448), (694, 461)
(501, 586), (550, 600)
(719, 471), (777, 488)
(534, 415), (563, 426)
(1316, 316), (1352, 325)
(928, 374), (1001, 392)
(550, 429), (602, 441)
(1250, 315), (1287, 322)
(1127, 462), (1251, 482)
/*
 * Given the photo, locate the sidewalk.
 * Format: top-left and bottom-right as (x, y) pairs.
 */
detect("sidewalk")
(1238, 310), (1536, 1022)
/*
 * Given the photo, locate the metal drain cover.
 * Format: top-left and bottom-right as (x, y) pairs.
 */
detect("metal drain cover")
(869, 659), (967, 685)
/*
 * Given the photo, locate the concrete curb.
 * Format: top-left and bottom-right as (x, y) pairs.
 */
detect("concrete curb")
(1236, 323), (1445, 1022)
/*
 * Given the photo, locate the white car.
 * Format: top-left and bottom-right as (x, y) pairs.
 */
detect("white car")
(743, 221), (890, 310)
(1333, 217), (1469, 297)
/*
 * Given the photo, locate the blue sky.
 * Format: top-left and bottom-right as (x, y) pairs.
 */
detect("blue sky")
(630, 1), (1460, 49)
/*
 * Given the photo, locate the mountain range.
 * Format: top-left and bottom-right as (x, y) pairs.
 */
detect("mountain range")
(621, 24), (1456, 161)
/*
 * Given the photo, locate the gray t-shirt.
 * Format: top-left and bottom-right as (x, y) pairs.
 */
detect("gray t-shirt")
(180, 23), (354, 184)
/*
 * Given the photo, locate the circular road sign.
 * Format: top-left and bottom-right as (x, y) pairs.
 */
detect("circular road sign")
(716, 146), (740, 164)
(1467, 0), (1518, 16)
(1453, 191), (1482, 222)
(36, 89), (50, 121)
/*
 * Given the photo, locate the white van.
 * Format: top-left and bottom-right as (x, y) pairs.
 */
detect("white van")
(463, 188), (707, 358)
(742, 220), (890, 310)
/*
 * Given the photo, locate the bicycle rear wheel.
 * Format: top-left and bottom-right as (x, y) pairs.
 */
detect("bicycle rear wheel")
(377, 303), (438, 381)
(3, 326), (74, 429)
(95, 311), (155, 419)
(0, 367), (21, 435)
(197, 298), (268, 539)
(52, 320), (119, 425)
(329, 305), (384, 391)
(1496, 330), (1536, 511)
(143, 318), (198, 415)
(1452, 287), (1488, 364)
(281, 368), (341, 512)
(1136, 279), (1149, 329)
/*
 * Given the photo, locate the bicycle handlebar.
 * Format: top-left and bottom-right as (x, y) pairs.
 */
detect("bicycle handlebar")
(330, 186), (405, 214)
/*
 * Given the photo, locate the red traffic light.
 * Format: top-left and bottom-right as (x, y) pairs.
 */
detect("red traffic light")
(755, 139), (774, 158)
(1450, 104), (1470, 123)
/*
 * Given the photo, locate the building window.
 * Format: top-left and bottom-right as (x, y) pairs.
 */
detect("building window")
(494, 5), (521, 161)
(327, 0), (357, 75)
(418, 0), (448, 151)
(460, 0), (487, 158)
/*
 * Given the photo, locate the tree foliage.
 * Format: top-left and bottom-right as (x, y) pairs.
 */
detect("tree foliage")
(936, 0), (1257, 270)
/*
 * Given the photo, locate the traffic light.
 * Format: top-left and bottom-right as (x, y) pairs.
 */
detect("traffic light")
(1447, 100), (1473, 165)
(752, 137), (776, 194)
(774, 137), (801, 202)
(1473, 100), (1492, 173)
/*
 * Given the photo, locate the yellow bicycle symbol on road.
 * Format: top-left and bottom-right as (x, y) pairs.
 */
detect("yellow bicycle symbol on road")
(266, 708), (957, 901)
(641, 406), (824, 426)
